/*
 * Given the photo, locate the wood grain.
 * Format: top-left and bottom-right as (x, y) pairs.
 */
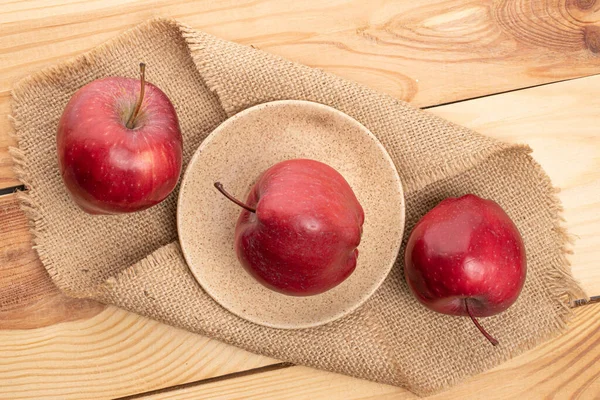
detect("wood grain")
(0, 72), (598, 400)
(0, 193), (104, 330)
(1, 0), (600, 189)
(138, 303), (600, 400)
(0, 93), (19, 189)
(0, 306), (276, 400)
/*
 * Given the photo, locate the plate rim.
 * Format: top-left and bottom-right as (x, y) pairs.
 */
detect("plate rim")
(177, 99), (405, 329)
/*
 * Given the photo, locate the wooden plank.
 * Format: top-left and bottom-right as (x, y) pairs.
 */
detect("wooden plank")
(0, 306), (277, 400)
(1, 0), (600, 189)
(0, 193), (104, 329)
(135, 303), (600, 399)
(0, 73), (599, 399)
(2, 0), (599, 104)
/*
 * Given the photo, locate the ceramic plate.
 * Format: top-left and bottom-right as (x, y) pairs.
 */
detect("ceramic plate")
(177, 100), (405, 329)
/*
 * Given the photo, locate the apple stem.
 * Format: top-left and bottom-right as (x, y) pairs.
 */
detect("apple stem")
(465, 299), (499, 346)
(126, 63), (146, 129)
(214, 182), (256, 213)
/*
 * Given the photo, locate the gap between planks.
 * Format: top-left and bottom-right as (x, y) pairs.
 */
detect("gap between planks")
(0, 185), (25, 196)
(113, 363), (295, 400)
(421, 73), (600, 110)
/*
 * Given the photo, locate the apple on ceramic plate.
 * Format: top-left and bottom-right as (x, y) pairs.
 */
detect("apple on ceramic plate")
(177, 100), (405, 329)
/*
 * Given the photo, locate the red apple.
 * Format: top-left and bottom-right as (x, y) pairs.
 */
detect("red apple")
(57, 63), (183, 214)
(215, 159), (365, 296)
(404, 194), (527, 345)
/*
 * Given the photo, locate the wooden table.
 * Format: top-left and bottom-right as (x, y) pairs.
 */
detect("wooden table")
(1, 1), (599, 399)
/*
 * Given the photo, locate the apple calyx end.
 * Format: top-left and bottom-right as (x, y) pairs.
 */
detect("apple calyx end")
(214, 182), (256, 213)
(126, 63), (146, 130)
(465, 299), (499, 347)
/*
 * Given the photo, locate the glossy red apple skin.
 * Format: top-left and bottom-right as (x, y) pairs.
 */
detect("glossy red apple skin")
(404, 194), (526, 317)
(57, 77), (183, 214)
(234, 159), (365, 296)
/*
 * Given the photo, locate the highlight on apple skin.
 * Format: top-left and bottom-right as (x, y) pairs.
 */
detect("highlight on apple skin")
(215, 159), (365, 297)
(57, 63), (183, 215)
(404, 194), (527, 346)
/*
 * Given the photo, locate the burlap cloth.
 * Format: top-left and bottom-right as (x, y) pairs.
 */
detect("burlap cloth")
(8, 19), (585, 396)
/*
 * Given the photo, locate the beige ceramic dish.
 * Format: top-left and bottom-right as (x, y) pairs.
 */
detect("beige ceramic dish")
(177, 100), (405, 329)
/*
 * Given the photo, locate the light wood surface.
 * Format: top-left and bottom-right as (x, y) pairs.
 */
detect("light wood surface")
(0, 194), (104, 330)
(1, 0), (600, 188)
(0, 306), (277, 400)
(1, 1), (599, 399)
